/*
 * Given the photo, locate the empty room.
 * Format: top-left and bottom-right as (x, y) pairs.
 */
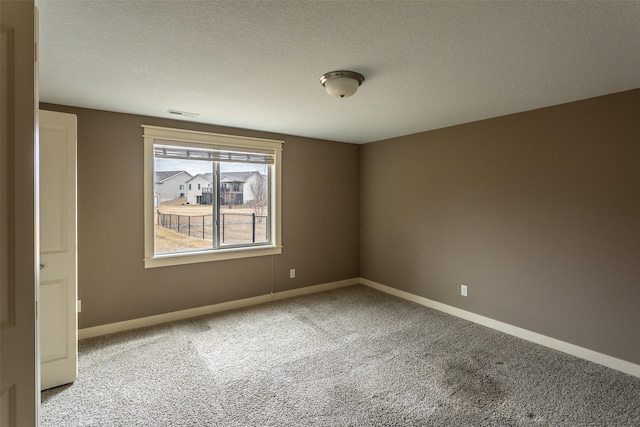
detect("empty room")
(2, 1), (639, 426)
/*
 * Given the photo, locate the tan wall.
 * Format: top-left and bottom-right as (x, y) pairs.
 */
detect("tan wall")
(44, 89), (640, 365)
(40, 104), (360, 328)
(361, 89), (640, 365)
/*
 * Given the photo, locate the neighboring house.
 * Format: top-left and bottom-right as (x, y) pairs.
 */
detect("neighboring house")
(225, 171), (266, 206)
(185, 174), (214, 205)
(154, 170), (192, 203)
(186, 171), (267, 206)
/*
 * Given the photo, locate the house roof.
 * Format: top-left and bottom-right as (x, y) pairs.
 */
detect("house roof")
(186, 172), (259, 184)
(186, 173), (212, 184)
(154, 170), (191, 184)
(36, 1), (640, 144)
(221, 172), (258, 183)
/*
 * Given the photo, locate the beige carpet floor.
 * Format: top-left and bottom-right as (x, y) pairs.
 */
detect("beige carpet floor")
(41, 285), (640, 426)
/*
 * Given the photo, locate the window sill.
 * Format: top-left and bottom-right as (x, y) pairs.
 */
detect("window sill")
(144, 245), (282, 268)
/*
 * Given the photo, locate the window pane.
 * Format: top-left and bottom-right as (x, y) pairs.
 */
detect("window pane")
(154, 156), (214, 255)
(219, 162), (269, 247)
(145, 125), (281, 267)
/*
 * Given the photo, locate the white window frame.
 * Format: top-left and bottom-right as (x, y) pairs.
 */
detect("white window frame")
(143, 125), (283, 268)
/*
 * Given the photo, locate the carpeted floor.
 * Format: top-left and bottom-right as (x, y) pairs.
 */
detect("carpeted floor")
(41, 285), (640, 426)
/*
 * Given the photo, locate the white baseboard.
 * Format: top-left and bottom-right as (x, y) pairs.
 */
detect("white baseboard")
(78, 277), (359, 339)
(361, 278), (640, 379)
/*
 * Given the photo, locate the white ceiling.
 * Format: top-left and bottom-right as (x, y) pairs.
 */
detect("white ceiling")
(36, 1), (640, 144)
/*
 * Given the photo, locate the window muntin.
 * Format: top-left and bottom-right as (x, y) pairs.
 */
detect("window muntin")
(143, 125), (282, 268)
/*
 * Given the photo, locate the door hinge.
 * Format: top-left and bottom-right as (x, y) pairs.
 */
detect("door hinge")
(35, 42), (38, 62)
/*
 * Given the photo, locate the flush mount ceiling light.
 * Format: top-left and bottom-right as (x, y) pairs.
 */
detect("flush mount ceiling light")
(319, 70), (365, 98)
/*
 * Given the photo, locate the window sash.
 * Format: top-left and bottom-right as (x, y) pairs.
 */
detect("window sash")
(143, 125), (282, 268)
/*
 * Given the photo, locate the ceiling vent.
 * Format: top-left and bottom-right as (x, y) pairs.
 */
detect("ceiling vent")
(166, 109), (200, 118)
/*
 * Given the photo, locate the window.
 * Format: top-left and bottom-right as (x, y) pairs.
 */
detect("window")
(143, 125), (282, 268)
(179, 184), (184, 190)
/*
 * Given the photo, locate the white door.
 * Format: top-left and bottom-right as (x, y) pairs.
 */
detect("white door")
(39, 109), (78, 391)
(1, 1), (39, 425)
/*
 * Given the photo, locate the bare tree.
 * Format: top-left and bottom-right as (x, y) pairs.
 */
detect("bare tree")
(219, 188), (237, 208)
(248, 173), (267, 219)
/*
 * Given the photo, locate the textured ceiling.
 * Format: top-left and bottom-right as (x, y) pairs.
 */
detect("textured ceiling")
(36, 1), (640, 144)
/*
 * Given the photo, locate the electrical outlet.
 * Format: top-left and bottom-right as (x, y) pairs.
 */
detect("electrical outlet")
(289, 269), (296, 279)
(461, 285), (468, 297)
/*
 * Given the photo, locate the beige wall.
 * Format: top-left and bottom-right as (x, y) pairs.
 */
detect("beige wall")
(43, 89), (640, 366)
(40, 104), (361, 328)
(361, 89), (640, 365)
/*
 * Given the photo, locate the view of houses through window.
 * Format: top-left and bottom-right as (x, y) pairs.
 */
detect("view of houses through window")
(154, 155), (270, 254)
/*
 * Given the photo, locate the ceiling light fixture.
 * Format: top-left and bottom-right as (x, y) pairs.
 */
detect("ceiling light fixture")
(319, 70), (365, 98)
